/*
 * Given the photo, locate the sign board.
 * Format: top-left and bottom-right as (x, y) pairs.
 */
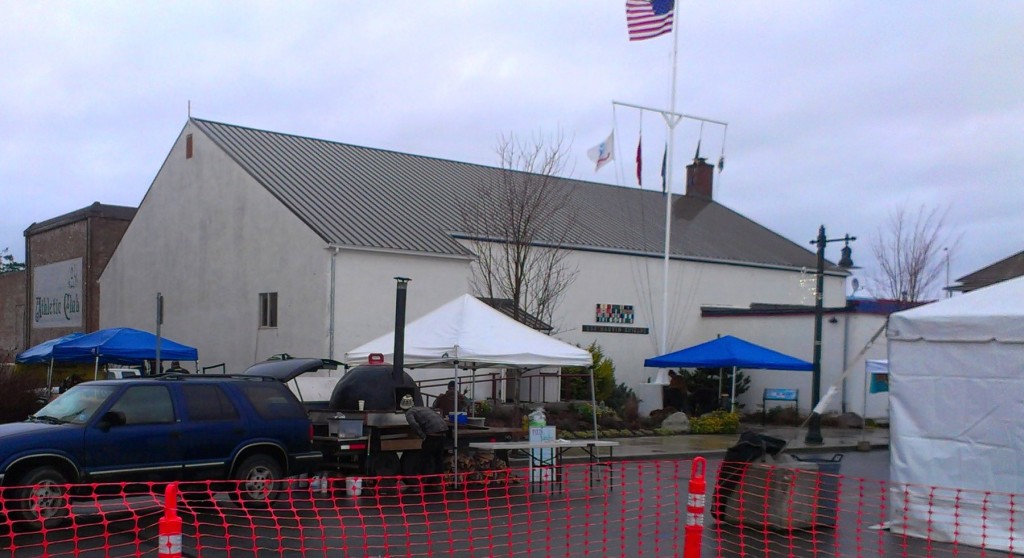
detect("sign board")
(764, 388), (798, 402)
(32, 258), (83, 329)
(762, 388), (799, 425)
(529, 426), (556, 484)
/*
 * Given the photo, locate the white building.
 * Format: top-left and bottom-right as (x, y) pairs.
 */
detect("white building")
(100, 118), (873, 413)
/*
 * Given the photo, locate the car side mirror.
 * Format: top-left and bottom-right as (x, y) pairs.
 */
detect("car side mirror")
(99, 411), (127, 430)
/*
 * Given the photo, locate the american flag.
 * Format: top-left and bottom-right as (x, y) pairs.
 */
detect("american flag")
(626, 0), (674, 41)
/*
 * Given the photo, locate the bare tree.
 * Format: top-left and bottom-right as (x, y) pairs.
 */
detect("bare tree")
(869, 204), (957, 302)
(458, 131), (579, 329)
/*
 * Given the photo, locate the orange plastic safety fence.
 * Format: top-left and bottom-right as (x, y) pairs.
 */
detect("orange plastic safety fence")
(709, 458), (1022, 558)
(2, 458), (1021, 557)
(0, 461), (684, 557)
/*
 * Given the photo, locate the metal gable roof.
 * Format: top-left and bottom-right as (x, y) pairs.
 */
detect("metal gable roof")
(191, 118), (825, 270)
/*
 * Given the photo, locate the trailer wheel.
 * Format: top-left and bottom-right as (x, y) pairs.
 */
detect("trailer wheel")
(369, 453), (400, 477)
(368, 453), (400, 492)
(400, 451), (432, 485)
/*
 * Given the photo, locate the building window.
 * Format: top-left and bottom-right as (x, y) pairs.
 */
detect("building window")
(186, 133), (193, 159)
(259, 292), (278, 328)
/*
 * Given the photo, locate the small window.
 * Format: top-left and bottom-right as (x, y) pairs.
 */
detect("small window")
(259, 292), (278, 328)
(109, 386), (175, 424)
(238, 383), (306, 420)
(182, 384), (239, 421)
(186, 133), (193, 159)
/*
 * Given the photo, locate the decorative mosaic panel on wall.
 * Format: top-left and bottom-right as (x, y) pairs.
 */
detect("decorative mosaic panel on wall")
(595, 303), (634, 324)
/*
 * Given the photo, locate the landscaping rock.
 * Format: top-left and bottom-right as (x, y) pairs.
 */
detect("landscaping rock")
(835, 412), (864, 429)
(660, 412), (691, 433)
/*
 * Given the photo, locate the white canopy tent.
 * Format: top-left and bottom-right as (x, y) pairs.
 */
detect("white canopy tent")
(344, 294), (592, 370)
(887, 276), (1024, 552)
(344, 294), (597, 473)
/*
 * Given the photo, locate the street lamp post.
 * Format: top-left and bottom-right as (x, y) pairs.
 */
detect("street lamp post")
(805, 226), (855, 445)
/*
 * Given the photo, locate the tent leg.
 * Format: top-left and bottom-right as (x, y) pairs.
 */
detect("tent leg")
(46, 358), (54, 399)
(589, 366), (599, 440)
(452, 363), (459, 488)
(730, 366), (737, 413)
(93, 356), (99, 381)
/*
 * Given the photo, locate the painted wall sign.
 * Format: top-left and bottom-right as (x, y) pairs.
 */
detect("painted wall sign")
(595, 303), (634, 324)
(33, 258), (83, 328)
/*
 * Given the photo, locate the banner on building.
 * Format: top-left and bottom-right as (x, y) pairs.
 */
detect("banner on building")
(33, 258), (83, 328)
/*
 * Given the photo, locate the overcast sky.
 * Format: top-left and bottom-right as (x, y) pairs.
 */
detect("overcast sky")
(2, 1), (1021, 297)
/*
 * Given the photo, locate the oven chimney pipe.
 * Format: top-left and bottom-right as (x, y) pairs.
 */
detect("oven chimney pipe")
(392, 277), (411, 386)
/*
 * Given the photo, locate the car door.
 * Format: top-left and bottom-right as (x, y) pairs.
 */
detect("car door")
(83, 384), (183, 482)
(176, 383), (246, 479)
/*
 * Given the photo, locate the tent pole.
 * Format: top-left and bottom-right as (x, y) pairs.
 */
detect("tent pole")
(730, 367), (736, 413)
(46, 358), (54, 398)
(93, 356), (99, 381)
(589, 366), (599, 440)
(452, 360), (459, 488)
(861, 362), (869, 444)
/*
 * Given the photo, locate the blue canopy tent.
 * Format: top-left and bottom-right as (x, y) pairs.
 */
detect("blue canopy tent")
(15, 332), (88, 397)
(644, 335), (812, 412)
(15, 332), (86, 365)
(51, 327), (199, 380)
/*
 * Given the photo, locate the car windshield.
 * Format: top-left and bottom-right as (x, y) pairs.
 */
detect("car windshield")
(33, 384), (118, 425)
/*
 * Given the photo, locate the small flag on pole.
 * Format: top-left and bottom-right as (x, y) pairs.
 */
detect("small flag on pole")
(626, 0), (674, 41)
(635, 134), (643, 186)
(660, 144), (667, 193)
(587, 131), (615, 172)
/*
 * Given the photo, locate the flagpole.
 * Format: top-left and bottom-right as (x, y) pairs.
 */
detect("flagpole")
(616, 0), (727, 369)
(660, 0), (682, 359)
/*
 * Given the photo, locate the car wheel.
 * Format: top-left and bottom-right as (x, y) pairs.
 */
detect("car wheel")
(231, 455), (283, 507)
(9, 466), (70, 531)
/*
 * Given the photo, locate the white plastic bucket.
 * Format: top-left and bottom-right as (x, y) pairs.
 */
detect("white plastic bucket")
(346, 477), (363, 496)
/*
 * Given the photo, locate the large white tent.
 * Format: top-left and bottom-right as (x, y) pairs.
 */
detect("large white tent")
(887, 276), (1024, 551)
(344, 294), (592, 370)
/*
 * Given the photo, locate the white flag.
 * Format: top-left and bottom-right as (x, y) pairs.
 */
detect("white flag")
(587, 131), (615, 172)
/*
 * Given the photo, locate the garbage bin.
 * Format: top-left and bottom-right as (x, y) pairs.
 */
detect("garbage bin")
(712, 431), (788, 522)
(791, 453), (843, 527)
(713, 432), (844, 530)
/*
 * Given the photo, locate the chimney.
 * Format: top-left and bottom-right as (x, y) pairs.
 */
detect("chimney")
(392, 277), (410, 386)
(685, 157), (714, 199)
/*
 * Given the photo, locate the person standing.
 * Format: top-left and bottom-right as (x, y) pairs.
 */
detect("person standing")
(432, 380), (469, 416)
(166, 361), (190, 374)
(404, 406), (450, 487)
(666, 370), (689, 412)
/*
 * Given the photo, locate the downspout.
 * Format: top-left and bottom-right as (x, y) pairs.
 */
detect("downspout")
(85, 214), (92, 331)
(327, 245), (340, 360)
(841, 308), (851, 414)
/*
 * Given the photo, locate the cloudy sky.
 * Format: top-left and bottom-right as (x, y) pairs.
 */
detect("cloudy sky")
(2, 1), (1021, 297)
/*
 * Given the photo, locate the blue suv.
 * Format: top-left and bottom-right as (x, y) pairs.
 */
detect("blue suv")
(0, 374), (321, 530)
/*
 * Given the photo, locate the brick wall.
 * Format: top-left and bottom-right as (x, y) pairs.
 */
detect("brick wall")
(86, 217), (131, 330)
(0, 270), (27, 358)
